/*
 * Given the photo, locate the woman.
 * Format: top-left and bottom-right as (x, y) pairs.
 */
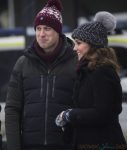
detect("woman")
(56, 11), (127, 149)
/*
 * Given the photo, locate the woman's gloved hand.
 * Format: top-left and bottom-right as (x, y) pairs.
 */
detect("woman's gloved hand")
(55, 109), (72, 127)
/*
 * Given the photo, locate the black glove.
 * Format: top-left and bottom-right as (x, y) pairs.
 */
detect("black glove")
(55, 109), (72, 127)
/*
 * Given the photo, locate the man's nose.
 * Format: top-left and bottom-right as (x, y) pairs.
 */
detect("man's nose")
(40, 29), (45, 36)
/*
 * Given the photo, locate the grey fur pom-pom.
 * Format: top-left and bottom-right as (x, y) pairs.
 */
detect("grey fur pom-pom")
(93, 11), (116, 32)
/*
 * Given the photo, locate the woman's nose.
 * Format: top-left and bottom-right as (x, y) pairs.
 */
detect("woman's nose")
(73, 45), (77, 51)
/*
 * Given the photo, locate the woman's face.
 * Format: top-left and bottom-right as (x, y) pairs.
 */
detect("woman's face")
(74, 39), (91, 60)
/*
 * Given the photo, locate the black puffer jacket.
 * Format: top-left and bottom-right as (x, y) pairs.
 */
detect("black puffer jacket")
(5, 35), (77, 150)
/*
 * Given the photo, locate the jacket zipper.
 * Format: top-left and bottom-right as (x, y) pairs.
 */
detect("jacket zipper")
(52, 75), (56, 98)
(40, 75), (43, 97)
(44, 70), (50, 145)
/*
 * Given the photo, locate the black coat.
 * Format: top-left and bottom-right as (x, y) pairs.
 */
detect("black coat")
(5, 35), (77, 150)
(69, 63), (126, 148)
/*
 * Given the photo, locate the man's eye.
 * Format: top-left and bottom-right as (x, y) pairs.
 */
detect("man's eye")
(45, 27), (51, 30)
(36, 27), (41, 31)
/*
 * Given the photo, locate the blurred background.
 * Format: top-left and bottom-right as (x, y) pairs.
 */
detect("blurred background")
(0, 0), (127, 49)
(0, 0), (127, 150)
(1, 0), (127, 44)
(0, 0), (127, 29)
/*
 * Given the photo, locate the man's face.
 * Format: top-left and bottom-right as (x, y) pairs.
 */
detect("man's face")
(35, 25), (59, 52)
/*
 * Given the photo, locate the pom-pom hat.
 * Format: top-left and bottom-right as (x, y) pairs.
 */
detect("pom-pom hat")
(34, 0), (63, 34)
(72, 11), (116, 47)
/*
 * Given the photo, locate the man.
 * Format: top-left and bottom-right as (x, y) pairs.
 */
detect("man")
(5, 0), (77, 150)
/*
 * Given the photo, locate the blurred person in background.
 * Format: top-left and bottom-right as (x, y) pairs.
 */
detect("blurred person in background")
(5, 0), (77, 150)
(56, 11), (127, 150)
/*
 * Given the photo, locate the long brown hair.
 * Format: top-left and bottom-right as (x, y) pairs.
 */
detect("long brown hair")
(83, 46), (120, 73)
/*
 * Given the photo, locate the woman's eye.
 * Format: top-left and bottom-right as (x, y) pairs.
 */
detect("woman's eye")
(77, 42), (80, 44)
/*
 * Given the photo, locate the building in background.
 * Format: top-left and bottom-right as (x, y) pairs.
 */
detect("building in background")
(0, 0), (127, 31)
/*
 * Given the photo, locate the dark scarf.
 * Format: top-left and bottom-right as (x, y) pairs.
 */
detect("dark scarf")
(76, 57), (89, 73)
(34, 37), (63, 65)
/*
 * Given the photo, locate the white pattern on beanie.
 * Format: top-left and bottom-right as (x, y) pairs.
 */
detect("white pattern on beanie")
(39, 6), (62, 24)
